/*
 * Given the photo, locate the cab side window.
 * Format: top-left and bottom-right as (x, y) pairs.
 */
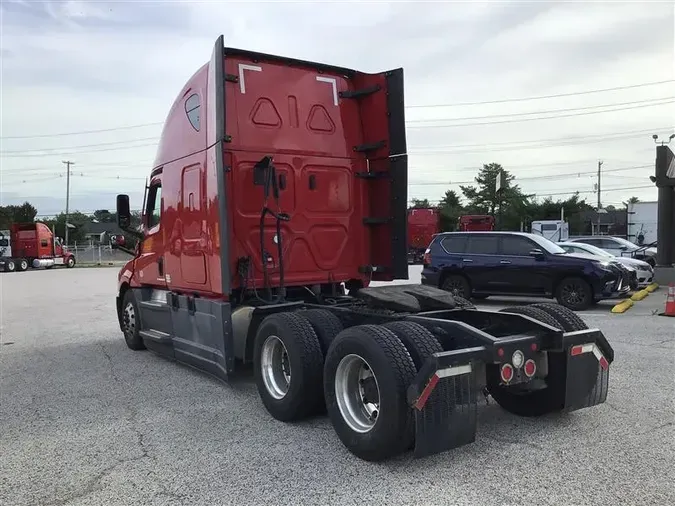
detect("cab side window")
(185, 93), (200, 131)
(147, 182), (162, 229)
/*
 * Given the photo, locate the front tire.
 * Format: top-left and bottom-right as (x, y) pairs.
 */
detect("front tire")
(253, 312), (324, 422)
(121, 289), (146, 351)
(66, 256), (75, 268)
(324, 325), (417, 461)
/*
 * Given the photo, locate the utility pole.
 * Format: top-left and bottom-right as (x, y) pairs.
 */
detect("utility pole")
(597, 160), (603, 209)
(596, 160), (603, 235)
(62, 160), (74, 246)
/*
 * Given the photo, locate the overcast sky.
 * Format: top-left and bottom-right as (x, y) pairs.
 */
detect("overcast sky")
(1, 0), (674, 217)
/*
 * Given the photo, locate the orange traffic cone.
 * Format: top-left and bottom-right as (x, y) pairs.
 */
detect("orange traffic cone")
(664, 283), (675, 317)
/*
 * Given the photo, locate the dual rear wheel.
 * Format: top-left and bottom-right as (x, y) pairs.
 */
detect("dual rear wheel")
(252, 311), (443, 461)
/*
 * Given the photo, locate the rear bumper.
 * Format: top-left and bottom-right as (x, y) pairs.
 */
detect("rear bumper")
(406, 327), (613, 458)
(420, 268), (440, 287)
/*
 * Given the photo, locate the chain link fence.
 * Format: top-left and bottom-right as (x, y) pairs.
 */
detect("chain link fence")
(67, 244), (132, 265)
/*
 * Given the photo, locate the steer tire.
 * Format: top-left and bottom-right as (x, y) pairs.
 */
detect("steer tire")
(253, 312), (324, 422)
(121, 289), (146, 351)
(530, 302), (588, 331)
(297, 309), (343, 356)
(324, 325), (417, 462)
(498, 306), (563, 330)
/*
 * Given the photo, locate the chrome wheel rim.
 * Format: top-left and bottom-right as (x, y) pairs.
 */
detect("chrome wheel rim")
(123, 302), (136, 339)
(335, 354), (380, 433)
(260, 335), (291, 400)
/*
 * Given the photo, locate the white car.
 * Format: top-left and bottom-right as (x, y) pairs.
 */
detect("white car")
(558, 241), (654, 288)
(566, 236), (657, 266)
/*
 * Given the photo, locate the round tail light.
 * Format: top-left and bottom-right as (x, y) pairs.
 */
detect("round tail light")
(524, 359), (537, 378)
(500, 363), (514, 383)
(512, 350), (524, 369)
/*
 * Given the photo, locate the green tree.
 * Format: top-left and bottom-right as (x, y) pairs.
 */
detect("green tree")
(437, 190), (464, 231)
(622, 196), (640, 207)
(410, 198), (431, 209)
(526, 193), (593, 235)
(93, 209), (116, 223)
(0, 201), (38, 228)
(459, 163), (532, 230)
(43, 211), (92, 244)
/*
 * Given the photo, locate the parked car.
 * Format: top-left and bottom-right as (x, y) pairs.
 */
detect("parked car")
(557, 241), (653, 289)
(566, 236), (657, 266)
(421, 231), (632, 310)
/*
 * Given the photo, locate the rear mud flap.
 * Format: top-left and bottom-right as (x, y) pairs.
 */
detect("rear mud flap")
(408, 360), (480, 458)
(563, 342), (610, 412)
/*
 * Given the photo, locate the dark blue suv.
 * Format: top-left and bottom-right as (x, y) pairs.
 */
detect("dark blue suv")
(421, 231), (631, 311)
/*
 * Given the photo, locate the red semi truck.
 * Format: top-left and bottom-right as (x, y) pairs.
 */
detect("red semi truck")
(458, 214), (495, 231)
(407, 207), (440, 264)
(112, 35), (614, 462)
(0, 222), (75, 272)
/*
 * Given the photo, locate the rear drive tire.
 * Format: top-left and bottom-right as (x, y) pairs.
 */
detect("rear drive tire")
(298, 309), (343, 356)
(487, 306), (567, 417)
(441, 274), (471, 299)
(324, 325), (416, 461)
(381, 321), (442, 370)
(121, 289), (146, 351)
(555, 277), (593, 311)
(498, 305), (562, 330)
(530, 302), (588, 331)
(253, 312), (324, 422)
(17, 258), (28, 271)
(4, 260), (16, 272)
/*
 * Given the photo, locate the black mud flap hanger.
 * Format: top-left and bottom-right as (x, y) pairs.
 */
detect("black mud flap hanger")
(560, 329), (614, 413)
(406, 347), (486, 458)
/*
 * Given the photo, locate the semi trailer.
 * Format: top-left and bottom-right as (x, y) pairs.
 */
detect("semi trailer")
(0, 222), (75, 272)
(113, 35), (614, 462)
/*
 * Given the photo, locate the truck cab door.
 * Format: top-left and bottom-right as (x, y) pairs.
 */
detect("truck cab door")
(136, 176), (168, 288)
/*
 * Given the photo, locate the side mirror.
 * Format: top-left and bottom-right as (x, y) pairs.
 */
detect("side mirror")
(117, 194), (131, 229)
(529, 248), (545, 259)
(619, 245), (628, 250)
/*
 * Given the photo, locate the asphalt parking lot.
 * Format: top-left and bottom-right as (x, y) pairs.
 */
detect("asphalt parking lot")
(1, 266), (674, 506)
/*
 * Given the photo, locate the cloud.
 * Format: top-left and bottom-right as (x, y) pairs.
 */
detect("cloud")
(1, 0), (673, 215)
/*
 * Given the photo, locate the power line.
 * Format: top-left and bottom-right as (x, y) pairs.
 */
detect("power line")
(2, 79), (672, 141)
(0, 122), (164, 140)
(406, 97), (674, 124)
(407, 99), (675, 129)
(406, 80), (675, 108)
(409, 127), (670, 151)
(0, 136), (159, 155)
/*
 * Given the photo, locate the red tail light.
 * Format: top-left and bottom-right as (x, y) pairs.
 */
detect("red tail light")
(524, 359), (537, 377)
(423, 249), (432, 265)
(500, 363), (514, 383)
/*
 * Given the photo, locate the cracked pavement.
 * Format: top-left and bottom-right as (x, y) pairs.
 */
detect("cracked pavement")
(1, 267), (674, 506)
